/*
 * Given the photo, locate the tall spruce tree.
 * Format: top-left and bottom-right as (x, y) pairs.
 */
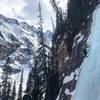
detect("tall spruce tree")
(34, 2), (59, 100)
(1, 57), (12, 97)
(46, 51), (59, 100)
(23, 2), (60, 100)
(17, 70), (23, 100)
(11, 81), (16, 100)
(36, 2), (49, 100)
(6, 79), (12, 96)
(23, 69), (33, 100)
(31, 57), (40, 100)
(50, 0), (64, 36)
(23, 56), (40, 100)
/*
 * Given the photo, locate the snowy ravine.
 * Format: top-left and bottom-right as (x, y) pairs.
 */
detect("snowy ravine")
(73, 6), (100, 100)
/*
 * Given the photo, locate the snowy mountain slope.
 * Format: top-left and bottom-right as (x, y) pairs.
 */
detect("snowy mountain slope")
(0, 14), (38, 69)
(73, 6), (100, 100)
(0, 14), (38, 92)
(0, 14), (53, 93)
(0, 17), (38, 46)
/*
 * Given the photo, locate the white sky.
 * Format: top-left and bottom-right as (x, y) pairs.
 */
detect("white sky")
(0, 0), (68, 31)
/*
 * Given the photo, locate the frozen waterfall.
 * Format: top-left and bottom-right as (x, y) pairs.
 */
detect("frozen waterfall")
(73, 6), (100, 100)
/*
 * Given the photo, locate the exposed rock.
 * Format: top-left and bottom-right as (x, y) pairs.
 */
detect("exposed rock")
(52, 0), (99, 100)
(0, 43), (20, 60)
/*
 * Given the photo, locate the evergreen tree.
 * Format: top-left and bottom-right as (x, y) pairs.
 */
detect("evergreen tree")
(23, 56), (40, 100)
(11, 81), (16, 100)
(0, 88), (2, 96)
(36, 2), (49, 100)
(36, 30), (48, 100)
(23, 69), (33, 100)
(50, 0), (64, 37)
(23, 2), (60, 100)
(6, 79), (12, 96)
(35, 2), (59, 100)
(17, 70), (23, 100)
(46, 51), (59, 100)
(31, 57), (40, 100)
(1, 70), (9, 96)
(1, 58), (12, 97)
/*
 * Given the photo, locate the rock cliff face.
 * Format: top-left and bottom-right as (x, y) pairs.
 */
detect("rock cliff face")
(52, 0), (99, 100)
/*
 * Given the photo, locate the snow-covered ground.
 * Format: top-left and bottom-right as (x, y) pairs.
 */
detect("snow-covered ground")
(73, 6), (100, 100)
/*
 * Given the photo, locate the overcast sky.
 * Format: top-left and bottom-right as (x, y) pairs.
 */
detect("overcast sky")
(0, 0), (68, 31)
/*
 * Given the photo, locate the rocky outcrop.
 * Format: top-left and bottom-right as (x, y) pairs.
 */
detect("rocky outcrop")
(52, 0), (99, 100)
(0, 42), (20, 60)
